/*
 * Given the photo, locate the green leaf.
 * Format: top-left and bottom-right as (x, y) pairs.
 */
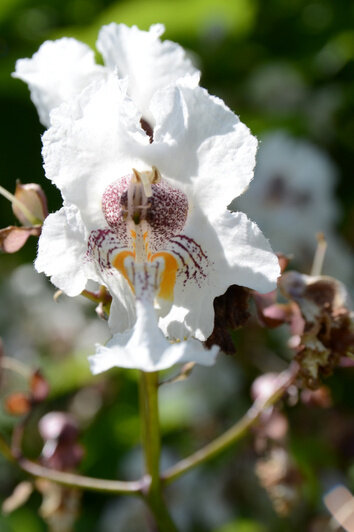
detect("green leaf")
(213, 518), (267, 532)
(50, 0), (257, 47)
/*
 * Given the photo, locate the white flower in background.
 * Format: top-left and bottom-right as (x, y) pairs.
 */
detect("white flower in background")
(17, 25), (279, 372)
(13, 23), (198, 128)
(232, 131), (353, 284)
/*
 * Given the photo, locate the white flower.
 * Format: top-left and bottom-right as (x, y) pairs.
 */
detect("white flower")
(19, 22), (280, 372)
(13, 23), (198, 127)
(35, 69), (279, 373)
(232, 131), (353, 284)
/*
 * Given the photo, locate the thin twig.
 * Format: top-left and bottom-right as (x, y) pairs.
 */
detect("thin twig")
(162, 363), (299, 484)
(18, 458), (144, 495)
(311, 232), (327, 276)
(0, 432), (144, 495)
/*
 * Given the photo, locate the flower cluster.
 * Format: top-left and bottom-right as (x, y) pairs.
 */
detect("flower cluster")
(14, 24), (280, 372)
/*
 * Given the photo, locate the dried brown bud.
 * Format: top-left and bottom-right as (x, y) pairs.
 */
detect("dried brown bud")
(279, 271), (354, 388)
(30, 370), (50, 403)
(5, 392), (31, 415)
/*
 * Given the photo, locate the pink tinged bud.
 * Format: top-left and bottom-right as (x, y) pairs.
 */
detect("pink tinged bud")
(38, 412), (79, 443)
(39, 412), (83, 470)
(12, 181), (48, 226)
(251, 372), (281, 402)
(0, 225), (41, 253)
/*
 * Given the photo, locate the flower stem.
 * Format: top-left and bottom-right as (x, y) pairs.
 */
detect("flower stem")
(162, 363), (298, 484)
(19, 458), (143, 494)
(140, 371), (179, 532)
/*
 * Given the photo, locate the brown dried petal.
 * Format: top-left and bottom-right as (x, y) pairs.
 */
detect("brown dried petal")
(13, 182), (48, 225)
(5, 392), (31, 415)
(327, 312), (354, 356)
(0, 226), (41, 253)
(205, 285), (250, 354)
(140, 117), (154, 144)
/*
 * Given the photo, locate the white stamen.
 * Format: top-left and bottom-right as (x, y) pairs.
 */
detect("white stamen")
(132, 167), (161, 198)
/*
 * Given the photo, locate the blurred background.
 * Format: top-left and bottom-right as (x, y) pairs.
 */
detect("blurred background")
(0, 0), (353, 530)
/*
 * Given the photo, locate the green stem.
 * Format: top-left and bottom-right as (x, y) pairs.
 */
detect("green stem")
(19, 458), (143, 494)
(162, 363), (298, 484)
(140, 371), (179, 532)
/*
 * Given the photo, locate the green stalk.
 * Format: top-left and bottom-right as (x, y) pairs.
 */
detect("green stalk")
(162, 364), (298, 483)
(140, 371), (179, 532)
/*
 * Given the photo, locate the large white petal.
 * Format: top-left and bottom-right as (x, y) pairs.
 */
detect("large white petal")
(43, 75), (256, 229)
(89, 299), (218, 373)
(133, 83), (257, 217)
(107, 282), (136, 335)
(42, 75), (149, 230)
(97, 23), (199, 120)
(161, 208), (280, 341)
(35, 207), (96, 296)
(13, 38), (105, 127)
(208, 210), (281, 293)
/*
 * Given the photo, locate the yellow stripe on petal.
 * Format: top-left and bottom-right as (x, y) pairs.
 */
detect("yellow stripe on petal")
(151, 252), (178, 302)
(113, 250), (135, 293)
